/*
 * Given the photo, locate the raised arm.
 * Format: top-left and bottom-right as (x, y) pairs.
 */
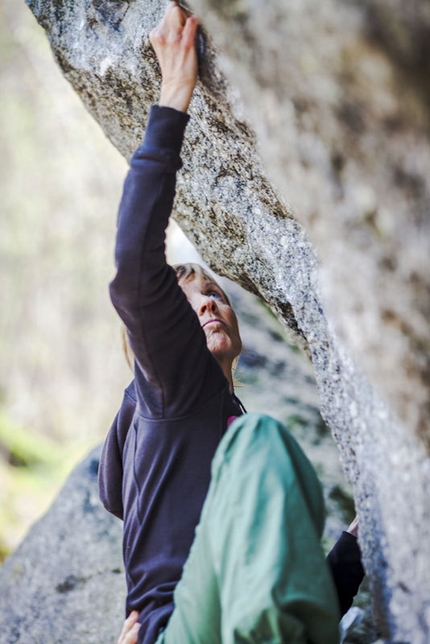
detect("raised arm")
(110, 5), (226, 418)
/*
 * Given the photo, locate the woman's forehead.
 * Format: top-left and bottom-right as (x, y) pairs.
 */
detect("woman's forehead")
(181, 274), (216, 291)
(201, 277), (220, 290)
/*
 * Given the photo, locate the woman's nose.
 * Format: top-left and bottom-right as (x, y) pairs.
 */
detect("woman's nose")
(198, 296), (217, 316)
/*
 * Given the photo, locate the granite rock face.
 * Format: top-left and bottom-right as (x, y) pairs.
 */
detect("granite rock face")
(190, 0), (430, 444)
(23, 0), (430, 641)
(0, 448), (125, 644)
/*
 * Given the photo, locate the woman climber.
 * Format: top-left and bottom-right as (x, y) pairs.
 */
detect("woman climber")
(98, 4), (364, 643)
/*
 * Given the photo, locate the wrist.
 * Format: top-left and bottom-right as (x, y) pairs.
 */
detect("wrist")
(347, 516), (359, 537)
(159, 80), (195, 113)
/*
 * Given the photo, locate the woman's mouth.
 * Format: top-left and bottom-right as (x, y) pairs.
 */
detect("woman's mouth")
(202, 318), (225, 329)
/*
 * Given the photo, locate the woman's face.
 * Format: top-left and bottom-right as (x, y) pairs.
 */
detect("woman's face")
(180, 275), (242, 366)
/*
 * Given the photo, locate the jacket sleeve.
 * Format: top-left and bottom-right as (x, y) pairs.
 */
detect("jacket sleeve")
(109, 105), (226, 419)
(326, 531), (365, 617)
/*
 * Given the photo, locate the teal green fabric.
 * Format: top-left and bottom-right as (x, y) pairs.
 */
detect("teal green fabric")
(155, 413), (340, 644)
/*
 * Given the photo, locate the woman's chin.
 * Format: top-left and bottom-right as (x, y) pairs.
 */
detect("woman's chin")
(207, 336), (233, 361)
(204, 327), (241, 364)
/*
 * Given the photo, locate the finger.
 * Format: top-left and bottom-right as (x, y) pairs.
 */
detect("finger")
(151, 3), (184, 45)
(168, 2), (186, 27)
(153, 2), (181, 38)
(118, 612), (139, 641)
(170, 1), (193, 21)
(182, 14), (198, 44)
(123, 623), (140, 644)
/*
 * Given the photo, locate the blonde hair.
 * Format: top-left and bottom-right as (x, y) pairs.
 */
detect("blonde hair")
(122, 325), (135, 371)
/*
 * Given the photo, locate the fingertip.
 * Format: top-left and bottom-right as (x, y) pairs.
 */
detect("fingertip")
(184, 13), (199, 35)
(171, 2), (187, 24)
(164, 2), (173, 15)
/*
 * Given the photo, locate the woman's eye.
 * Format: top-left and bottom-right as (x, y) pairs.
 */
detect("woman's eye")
(209, 291), (222, 300)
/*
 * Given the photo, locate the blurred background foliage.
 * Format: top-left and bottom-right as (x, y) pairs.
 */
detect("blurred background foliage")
(0, 0), (129, 559)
